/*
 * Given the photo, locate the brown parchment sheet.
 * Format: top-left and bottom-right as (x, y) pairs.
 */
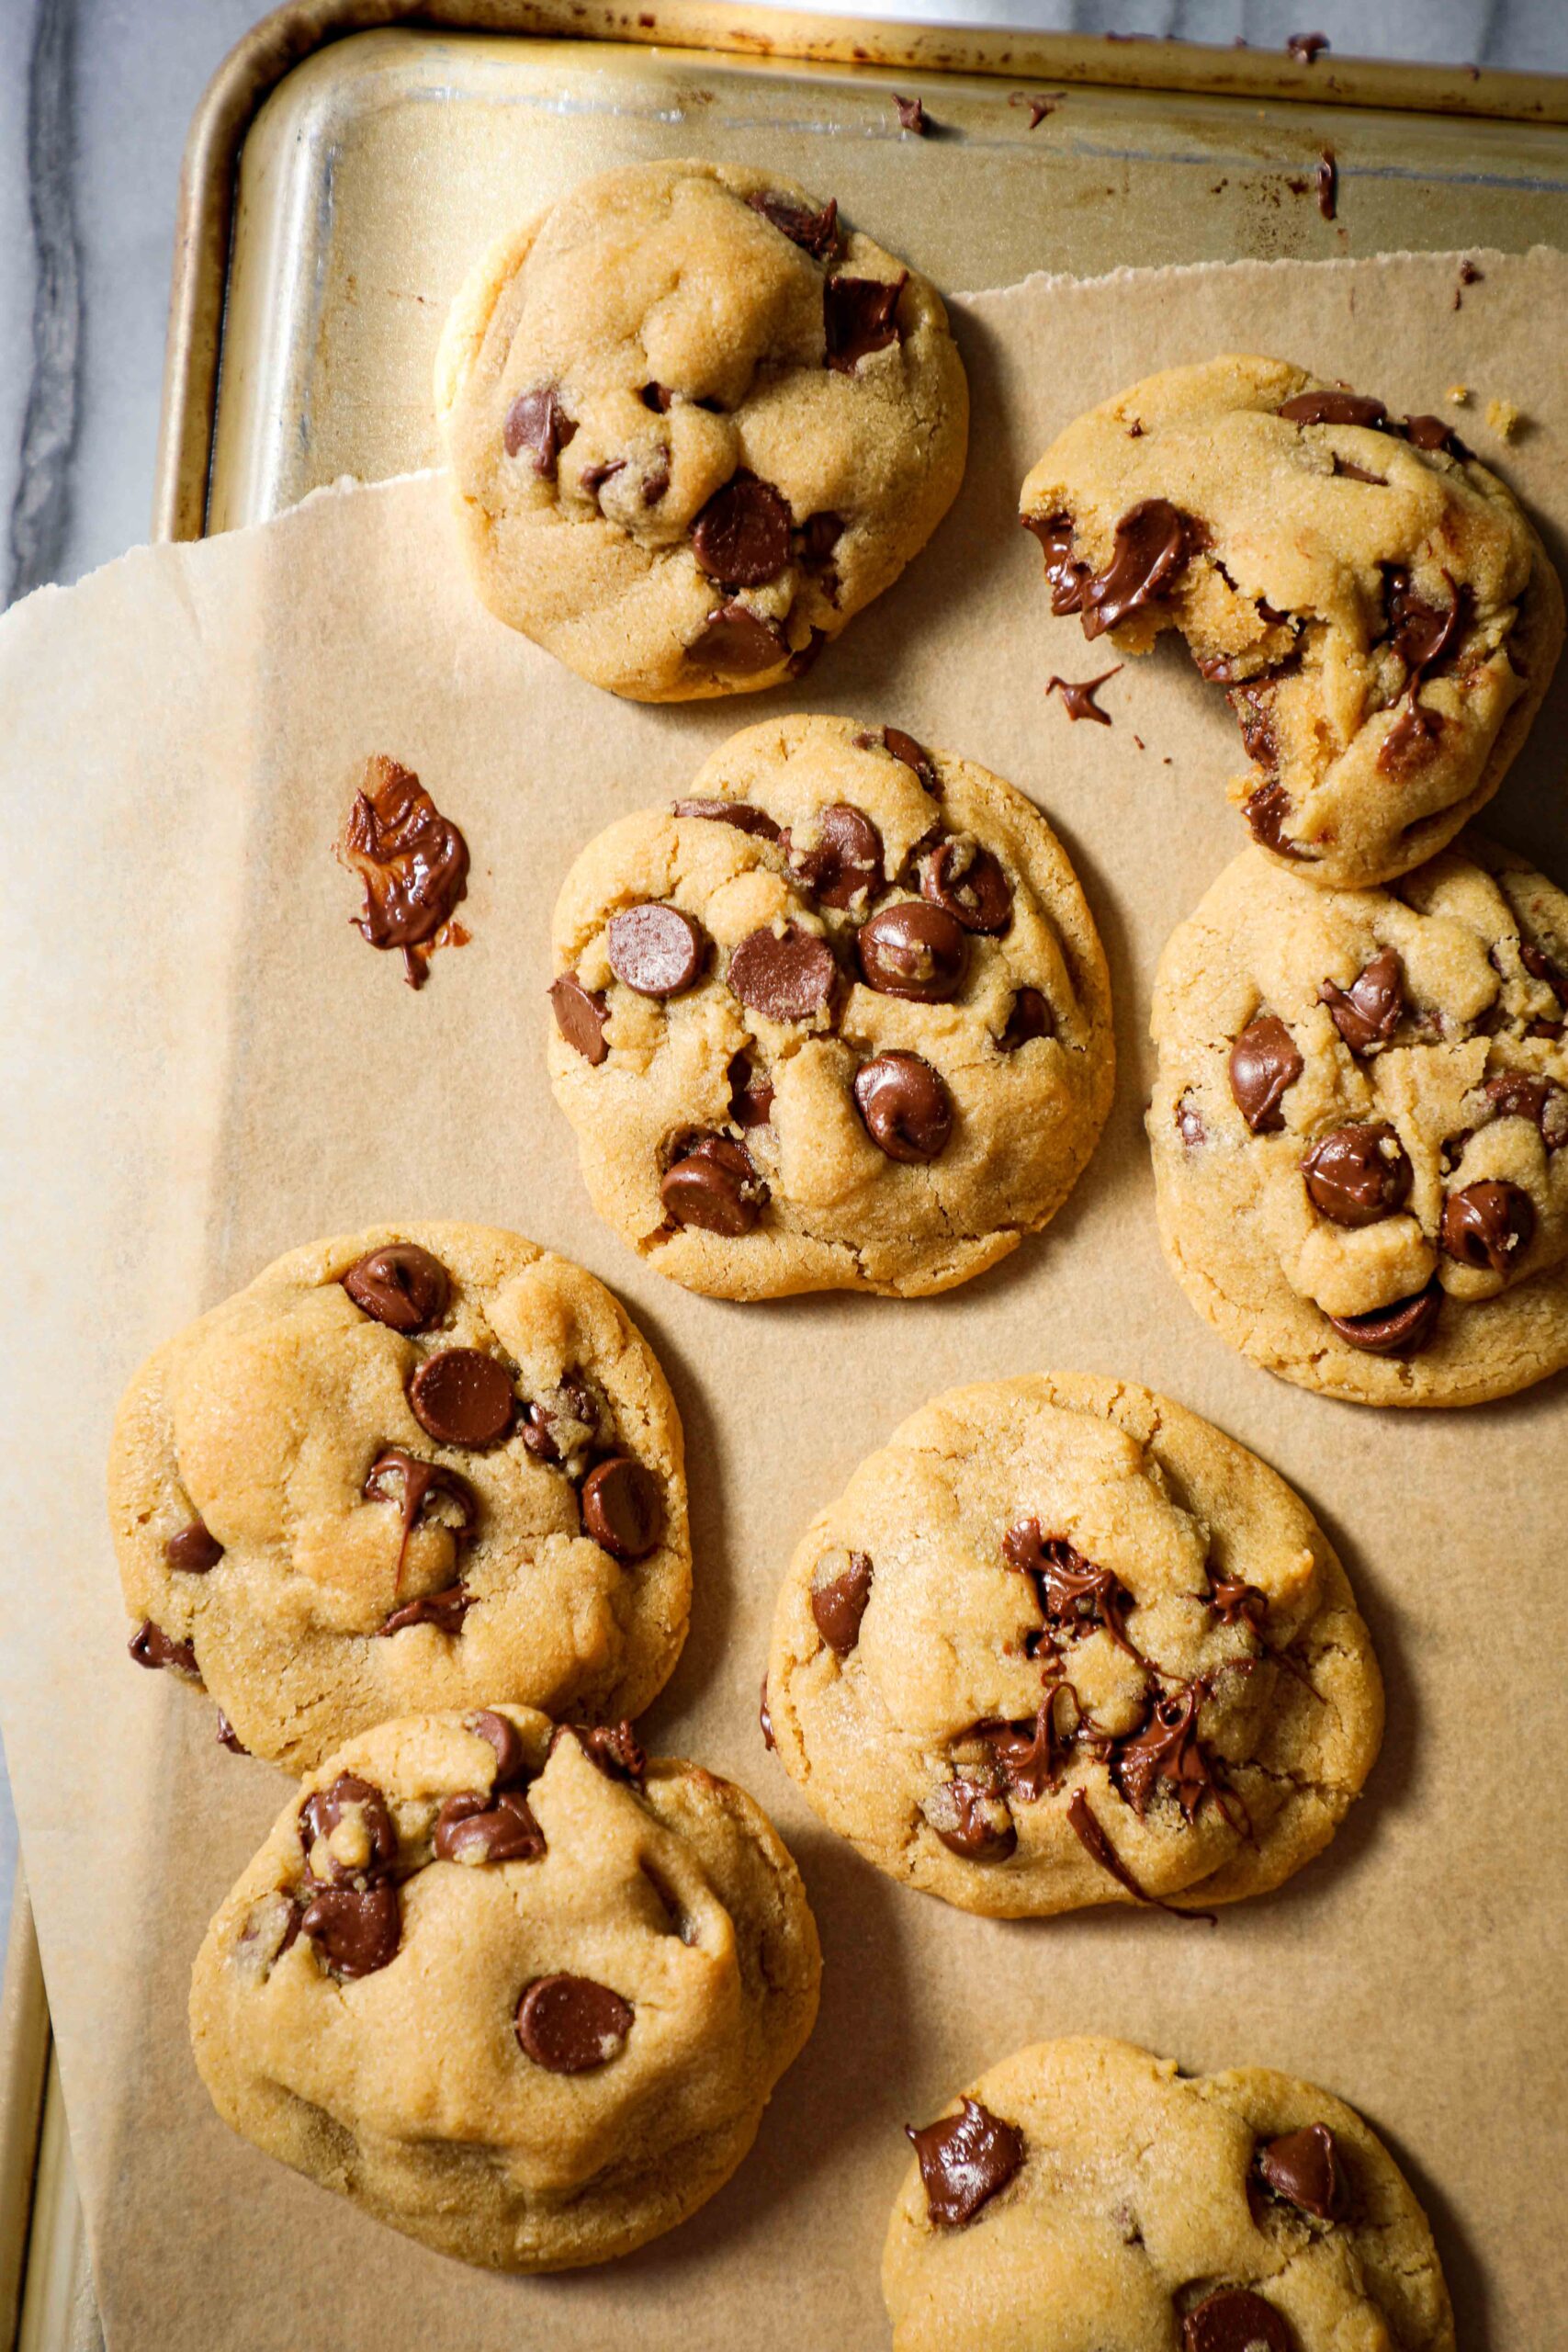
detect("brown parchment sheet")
(3, 244), (1566, 2351)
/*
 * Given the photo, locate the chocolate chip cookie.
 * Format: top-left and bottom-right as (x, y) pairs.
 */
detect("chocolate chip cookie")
(884, 2038), (1453, 2351)
(434, 159), (967, 700)
(190, 1706), (820, 2269)
(547, 715), (1113, 1298)
(764, 1373), (1381, 1915)
(108, 1225), (690, 1770)
(1020, 354), (1562, 888)
(1151, 839), (1568, 1405)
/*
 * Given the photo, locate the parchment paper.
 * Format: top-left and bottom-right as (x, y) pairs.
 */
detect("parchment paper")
(3, 246), (1566, 2352)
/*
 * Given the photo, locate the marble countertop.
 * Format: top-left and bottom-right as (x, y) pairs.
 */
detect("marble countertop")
(2, 0), (1565, 1962)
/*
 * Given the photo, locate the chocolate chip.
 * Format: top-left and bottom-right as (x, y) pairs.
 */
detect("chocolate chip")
(606, 902), (707, 997)
(1244, 782), (1303, 858)
(1177, 1093), (1206, 1146)
(921, 837), (1013, 934)
(1286, 29), (1329, 62)
(927, 1779), (1017, 1860)
(1112, 1682), (1233, 1826)
(788, 628), (829, 679)
(671, 797), (781, 841)
(1333, 457), (1384, 486)
(999, 989), (1053, 1052)
(434, 1787), (546, 1865)
(690, 472), (794, 588)
(515, 1973), (633, 2072)
(1228, 1016), (1303, 1133)
(854, 1051), (953, 1162)
(1521, 940), (1568, 1009)
(1484, 1071), (1568, 1147)
(581, 1456), (662, 1560)
(377, 1584), (471, 1635)
(810, 1548), (874, 1653)
(747, 190), (839, 256)
(971, 1695), (1071, 1803)
(342, 1242), (450, 1333)
(1080, 500), (1203, 637)
(728, 924), (839, 1022)
(760, 1675), (776, 1748)
(364, 1447), (479, 1580)
(857, 900), (967, 1001)
(299, 1883), (401, 1978)
(1181, 2289), (1293, 2352)
(1302, 1122), (1413, 1226)
(1319, 947), (1403, 1052)
(785, 802), (885, 909)
(129, 1621), (197, 1675)
(409, 1349), (514, 1447)
(549, 971), (611, 1064)
(640, 381), (673, 413)
(551, 1719), (647, 1787)
(1023, 512), (1091, 614)
(688, 602), (786, 674)
(503, 383), (577, 477)
(905, 2098), (1024, 2228)
(882, 727), (938, 792)
(660, 1135), (765, 1235)
(642, 462), (671, 507)
(1279, 387), (1386, 429)
(1404, 413), (1465, 455)
(215, 1711), (248, 1755)
(165, 1518), (223, 1573)
(798, 511), (843, 570)
(469, 1708), (529, 1785)
(824, 272), (907, 370)
(1045, 667), (1120, 724)
(894, 94), (927, 132)
(1383, 566), (1468, 674)
(1314, 149), (1337, 220)
(1325, 1279), (1441, 1356)
(299, 1774), (398, 1883)
(1257, 2122), (1350, 2221)
(1211, 1577), (1268, 1635)
(1440, 1180), (1535, 1275)
(728, 1051), (775, 1127)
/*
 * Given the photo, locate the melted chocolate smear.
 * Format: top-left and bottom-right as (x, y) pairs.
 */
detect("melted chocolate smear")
(552, 1718), (647, 1788)
(1320, 947), (1403, 1052)
(216, 1711), (248, 1755)
(1004, 1521), (1139, 1659)
(785, 801), (886, 909)
(824, 272), (907, 371)
(1229, 1015), (1303, 1134)
(363, 1447), (478, 1589)
(999, 988), (1053, 1052)
(971, 1690), (1072, 1803)
(299, 1773), (398, 1883)
(810, 1549), (874, 1654)
(672, 797), (782, 841)
(1112, 1680), (1245, 1834)
(1244, 781), (1305, 859)
(129, 1621), (197, 1676)
(1066, 1788), (1177, 1912)
(747, 191), (839, 258)
(1081, 501), (1203, 638)
(930, 1778), (1017, 1860)
(377, 1584), (471, 1636)
(1440, 1179), (1534, 1274)
(905, 2098), (1024, 2229)
(341, 756), (469, 989)
(1325, 1278), (1441, 1356)
(1046, 666), (1121, 724)
(503, 382), (577, 477)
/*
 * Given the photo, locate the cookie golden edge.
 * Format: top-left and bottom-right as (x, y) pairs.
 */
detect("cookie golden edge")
(107, 1222), (693, 1769)
(434, 159), (970, 703)
(546, 717), (1116, 1302)
(764, 1371), (1382, 1918)
(882, 2037), (1455, 2352)
(189, 1707), (822, 2273)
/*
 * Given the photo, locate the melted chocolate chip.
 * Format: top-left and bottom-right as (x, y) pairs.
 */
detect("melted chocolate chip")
(606, 903), (707, 997)
(469, 1708), (529, 1785)
(785, 802), (886, 909)
(1066, 1788), (1162, 1908)
(690, 472), (794, 588)
(1319, 947), (1403, 1052)
(671, 797), (781, 841)
(1211, 1577), (1268, 1635)
(299, 1773), (398, 1884)
(340, 757), (469, 989)
(552, 1719), (647, 1787)
(1046, 667), (1120, 724)
(515, 1974), (633, 2072)
(728, 924), (839, 1022)
(1302, 1123), (1413, 1226)
(165, 1518), (222, 1573)
(581, 1456), (662, 1560)
(434, 1787), (546, 1865)
(688, 603), (786, 674)
(1484, 1071), (1568, 1147)
(906, 2098), (1024, 2228)
(798, 511), (844, 571)
(363, 1447), (478, 1581)
(1521, 940), (1568, 1009)
(503, 383), (577, 476)
(1279, 387), (1385, 428)
(921, 838), (1013, 935)
(824, 272), (907, 370)
(853, 1051), (953, 1162)
(299, 1882), (401, 1978)
(1384, 567), (1468, 673)
(215, 1711), (248, 1755)
(1404, 413), (1464, 455)
(760, 1674), (776, 1748)
(640, 381), (673, 413)
(929, 1778), (1017, 1860)
(1244, 782), (1303, 858)
(1257, 2121), (1350, 2221)
(1023, 512), (1091, 614)
(1080, 501), (1203, 638)
(999, 989), (1053, 1052)
(1314, 149), (1337, 220)
(1228, 1016), (1303, 1133)
(747, 190), (839, 257)
(1325, 1278), (1441, 1356)
(1332, 456), (1384, 485)
(857, 899), (967, 1001)
(378, 1584), (471, 1636)
(971, 1693), (1071, 1803)
(1440, 1180), (1534, 1275)
(728, 1050), (775, 1127)
(1112, 1682), (1233, 1827)
(342, 1242), (450, 1333)
(810, 1549), (874, 1653)
(1182, 2289), (1293, 2352)
(129, 1621), (197, 1675)
(894, 94), (927, 132)
(549, 971), (611, 1064)
(882, 727), (939, 792)
(409, 1349), (514, 1448)
(1003, 1521), (1137, 1657)
(660, 1135), (765, 1235)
